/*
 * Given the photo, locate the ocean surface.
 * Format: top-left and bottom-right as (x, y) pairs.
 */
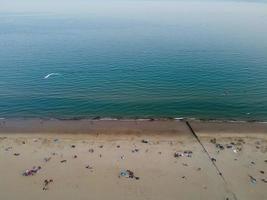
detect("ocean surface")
(0, 0), (267, 120)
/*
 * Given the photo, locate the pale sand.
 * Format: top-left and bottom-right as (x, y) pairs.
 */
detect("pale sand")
(190, 121), (267, 200)
(0, 119), (266, 200)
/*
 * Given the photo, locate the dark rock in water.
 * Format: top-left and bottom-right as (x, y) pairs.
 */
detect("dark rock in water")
(211, 158), (216, 162)
(260, 170), (264, 174)
(60, 160), (67, 163)
(89, 149), (94, 153)
(71, 145), (76, 148)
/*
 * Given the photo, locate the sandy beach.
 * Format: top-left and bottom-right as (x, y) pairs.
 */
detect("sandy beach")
(0, 119), (266, 200)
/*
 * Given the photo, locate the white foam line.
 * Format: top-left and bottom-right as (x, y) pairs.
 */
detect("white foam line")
(44, 73), (60, 79)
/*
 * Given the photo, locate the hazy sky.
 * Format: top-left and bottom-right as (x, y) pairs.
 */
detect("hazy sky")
(1, 0), (267, 37)
(1, 0), (267, 15)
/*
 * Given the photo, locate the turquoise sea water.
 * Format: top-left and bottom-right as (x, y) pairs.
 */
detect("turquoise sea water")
(0, 1), (267, 120)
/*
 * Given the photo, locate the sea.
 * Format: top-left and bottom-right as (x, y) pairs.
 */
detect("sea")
(0, 0), (267, 121)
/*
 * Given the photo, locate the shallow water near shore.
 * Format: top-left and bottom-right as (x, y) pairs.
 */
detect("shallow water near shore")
(0, 0), (267, 120)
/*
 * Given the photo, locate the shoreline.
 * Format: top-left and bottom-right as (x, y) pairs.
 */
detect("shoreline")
(1, 116), (267, 122)
(0, 117), (267, 135)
